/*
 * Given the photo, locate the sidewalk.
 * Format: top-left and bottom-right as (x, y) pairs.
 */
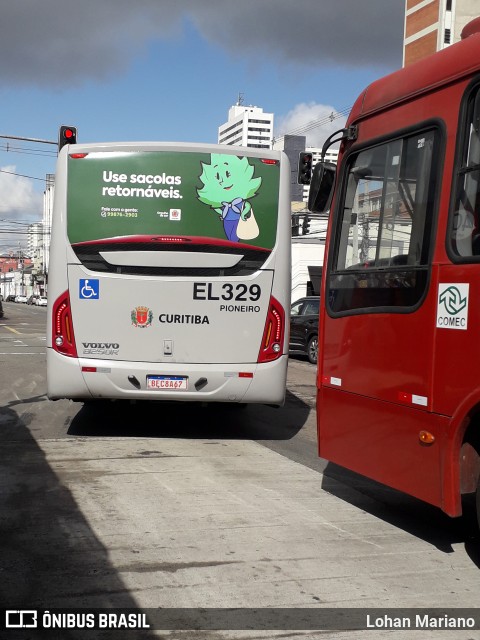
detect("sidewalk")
(21, 434), (480, 638)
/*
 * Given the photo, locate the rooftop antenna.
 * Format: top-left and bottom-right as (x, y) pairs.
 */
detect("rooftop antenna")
(236, 92), (244, 106)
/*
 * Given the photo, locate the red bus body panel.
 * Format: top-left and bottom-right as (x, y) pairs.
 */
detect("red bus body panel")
(317, 25), (480, 517)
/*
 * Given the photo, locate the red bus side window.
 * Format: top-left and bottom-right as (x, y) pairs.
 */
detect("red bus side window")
(450, 86), (480, 259)
(328, 129), (439, 314)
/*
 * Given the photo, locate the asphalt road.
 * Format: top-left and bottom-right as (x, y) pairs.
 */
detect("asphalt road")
(1, 301), (479, 640)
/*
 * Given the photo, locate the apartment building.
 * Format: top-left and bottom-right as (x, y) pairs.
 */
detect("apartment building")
(218, 103), (273, 149)
(404, 0), (478, 66)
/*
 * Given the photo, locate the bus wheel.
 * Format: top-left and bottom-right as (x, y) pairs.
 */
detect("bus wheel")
(307, 335), (318, 365)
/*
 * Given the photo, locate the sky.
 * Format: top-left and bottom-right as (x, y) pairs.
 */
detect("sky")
(0, 0), (405, 253)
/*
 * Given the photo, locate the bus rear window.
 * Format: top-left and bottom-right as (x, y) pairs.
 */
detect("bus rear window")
(66, 151), (280, 264)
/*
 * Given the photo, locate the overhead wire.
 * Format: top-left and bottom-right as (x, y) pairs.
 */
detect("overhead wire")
(0, 168), (49, 182)
(0, 137), (57, 184)
(275, 105), (351, 140)
(0, 142), (57, 158)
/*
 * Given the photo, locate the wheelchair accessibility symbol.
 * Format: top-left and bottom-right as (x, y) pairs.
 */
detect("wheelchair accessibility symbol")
(79, 279), (99, 299)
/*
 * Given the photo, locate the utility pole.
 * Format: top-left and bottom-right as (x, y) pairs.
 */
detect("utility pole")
(19, 244), (25, 296)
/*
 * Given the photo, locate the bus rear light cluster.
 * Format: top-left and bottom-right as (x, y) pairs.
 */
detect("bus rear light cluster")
(258, 296), (285, 363)
(52, 291), (77, 357)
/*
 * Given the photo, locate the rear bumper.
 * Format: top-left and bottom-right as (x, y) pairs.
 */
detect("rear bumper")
(47, 349), (288, 405)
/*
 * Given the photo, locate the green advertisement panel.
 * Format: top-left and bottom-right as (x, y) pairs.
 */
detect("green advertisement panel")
(67, 151), (280, 249)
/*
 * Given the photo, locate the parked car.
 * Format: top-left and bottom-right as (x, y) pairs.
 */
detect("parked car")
(0, 299), (3, 318)
(5, 294), (16, 302)
(27, 295), (38, 305)
(289, 296), (320, 365)
(36, 296), (48, 306)
(15, 295), (28, 303)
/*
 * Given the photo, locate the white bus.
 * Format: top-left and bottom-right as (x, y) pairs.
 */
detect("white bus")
(47, 142), (291, 405)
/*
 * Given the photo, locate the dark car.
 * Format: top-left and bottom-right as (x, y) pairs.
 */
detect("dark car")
(0, 299), (3, 318)
(289, 296), (320, 365)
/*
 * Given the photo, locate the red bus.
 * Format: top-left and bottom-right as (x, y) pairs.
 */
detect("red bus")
(307, 17), (480, 528)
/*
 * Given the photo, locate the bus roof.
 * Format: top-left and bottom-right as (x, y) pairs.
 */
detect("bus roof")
(348, 17), (480, 125)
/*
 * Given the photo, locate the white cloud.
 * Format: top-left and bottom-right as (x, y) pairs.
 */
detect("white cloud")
(275, 102), (347, 148)
(0, 167), (42, 218)
(0, 167), (43, 252)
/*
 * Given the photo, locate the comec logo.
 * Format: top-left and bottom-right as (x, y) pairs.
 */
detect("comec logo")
(438, 285), (467, 315)
(436, 283), (469, 331)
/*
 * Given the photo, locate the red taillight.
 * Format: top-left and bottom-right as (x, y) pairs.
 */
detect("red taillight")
(52, 291), (77, 357)
(69, 153), (88, 159)
(258, 296), (285, 363)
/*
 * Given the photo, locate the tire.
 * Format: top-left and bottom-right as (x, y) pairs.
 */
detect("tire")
(307, 335), (318, 365)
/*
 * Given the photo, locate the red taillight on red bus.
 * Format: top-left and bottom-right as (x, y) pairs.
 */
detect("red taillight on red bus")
(258, 296), (285, 363)
(52, 292), (77, 357)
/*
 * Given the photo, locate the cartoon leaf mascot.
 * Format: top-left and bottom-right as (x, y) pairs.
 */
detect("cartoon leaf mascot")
(197, 154), (262, 242)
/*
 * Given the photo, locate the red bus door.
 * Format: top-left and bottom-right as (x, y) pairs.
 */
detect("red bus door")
(319, 127), (448, 508)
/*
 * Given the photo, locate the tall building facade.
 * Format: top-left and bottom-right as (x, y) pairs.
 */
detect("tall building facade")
(403, 0), (478, 66)
(273, 135), (306, 202)
(218, 103), (273, 149)
(27, 222), (43, 259)
(26, 172), (55, 294)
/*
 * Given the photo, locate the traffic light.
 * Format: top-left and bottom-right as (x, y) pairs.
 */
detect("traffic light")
(291, 214), (301, 237)
(298, 152), (313, 185)
(58, 125), (77, 151)
(302, 214), (311, 235)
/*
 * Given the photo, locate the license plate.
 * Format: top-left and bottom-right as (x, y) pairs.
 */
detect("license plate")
(146, 375), (188, 390)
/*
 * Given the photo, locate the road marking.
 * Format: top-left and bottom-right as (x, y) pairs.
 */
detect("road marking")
(0, 352), (44, 355)
(2, 326), (21, 335)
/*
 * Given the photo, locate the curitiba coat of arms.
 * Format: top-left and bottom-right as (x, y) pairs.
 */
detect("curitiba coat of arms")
(131, 306), (153, 328)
